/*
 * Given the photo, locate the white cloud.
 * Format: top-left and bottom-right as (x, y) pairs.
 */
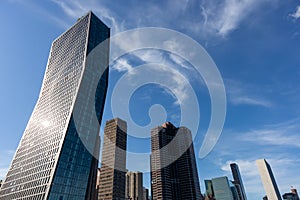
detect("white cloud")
(111, 58), (134, 74)
(220, 159), (264, 194)
(226, 79), (272, 107)
(51, 0), (85, 18)
(12, 0), (277, 39)
(111, 50), (194, 106)
(240, 118), (300, 148)
(230, 96), (272, 107)
(133, 50), (192, 105)
(290, 6), (300, 19)
(221, 159), (258, 177)
(50, 0), (124, 33)
(200, 0), (271, 37)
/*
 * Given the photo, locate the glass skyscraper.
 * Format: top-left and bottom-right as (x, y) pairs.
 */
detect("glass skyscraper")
(211, 176), (235, 200)
(150, 122), (202, 200)
(0, 12), (109, 199)
(230, 163), (247, 200)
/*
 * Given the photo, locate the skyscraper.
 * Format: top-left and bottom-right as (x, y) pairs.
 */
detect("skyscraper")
(211, 176), (235, 200)
(150, 122), (202, 200)
(125, 171), (143, 200)
(98, 118), (127, 200)
(0, 12), (110, 199)
(256, 159), (282, 200)
(230, 163), (247, 200)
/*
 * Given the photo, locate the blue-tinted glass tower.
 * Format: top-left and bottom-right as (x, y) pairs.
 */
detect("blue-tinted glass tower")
(0, 12), (109, 200)
(211, 176), (235, 200)
(230, 163), (247, 200)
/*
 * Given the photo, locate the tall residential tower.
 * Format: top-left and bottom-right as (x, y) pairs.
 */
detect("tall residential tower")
(0, 12), (110, 199)
(256, 159), (282, 200)
(98, 118), (127, 200)
(150, 122), (202, 200)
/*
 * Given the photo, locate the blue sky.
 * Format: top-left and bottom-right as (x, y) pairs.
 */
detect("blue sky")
(1, 0), (300, 199)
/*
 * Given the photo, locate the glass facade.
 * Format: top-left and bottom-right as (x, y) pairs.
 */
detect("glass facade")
(205, 179), (214, 197)
(0, 12), (109, 200)
(211, 176), (234, 200)
(230, 163), (247, 200)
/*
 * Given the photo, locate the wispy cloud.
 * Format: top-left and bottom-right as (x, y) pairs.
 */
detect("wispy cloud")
(113, 50), (195, 106)
(200, 0), (272, 37)
(240, 118), (300, 148)
(226, 79), (272, 107)
(111, 58), (134, 74)
(12, 0), (276, 39)
(51, 0), (125, 33)
(230, 96), (272, 107)
(290, 5), (300, 19)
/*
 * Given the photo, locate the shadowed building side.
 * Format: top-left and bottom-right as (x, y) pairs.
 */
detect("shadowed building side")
(98, 118), (127, 200)
(150, 122), (203, 200)
(230, 163), (247, 200)
(256, 159), (282, 200)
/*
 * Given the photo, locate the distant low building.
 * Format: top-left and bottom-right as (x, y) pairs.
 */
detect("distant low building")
(282, 193), (299, 200)
(204, 176), (240, 200)
(212, 176), (235, 200)
(282, 188), (300, 200)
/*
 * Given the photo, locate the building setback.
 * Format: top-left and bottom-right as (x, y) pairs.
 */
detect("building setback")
(125, 171), (143, 200)
(230, 163), (247, 200)
(0, 12), (109, 200)
(150, 122), (202, 200)
(98, 118), (127, 200)
(256, 159), (282, 200)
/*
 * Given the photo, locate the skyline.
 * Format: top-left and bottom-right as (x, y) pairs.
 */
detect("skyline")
(1, 1), (300, 199)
